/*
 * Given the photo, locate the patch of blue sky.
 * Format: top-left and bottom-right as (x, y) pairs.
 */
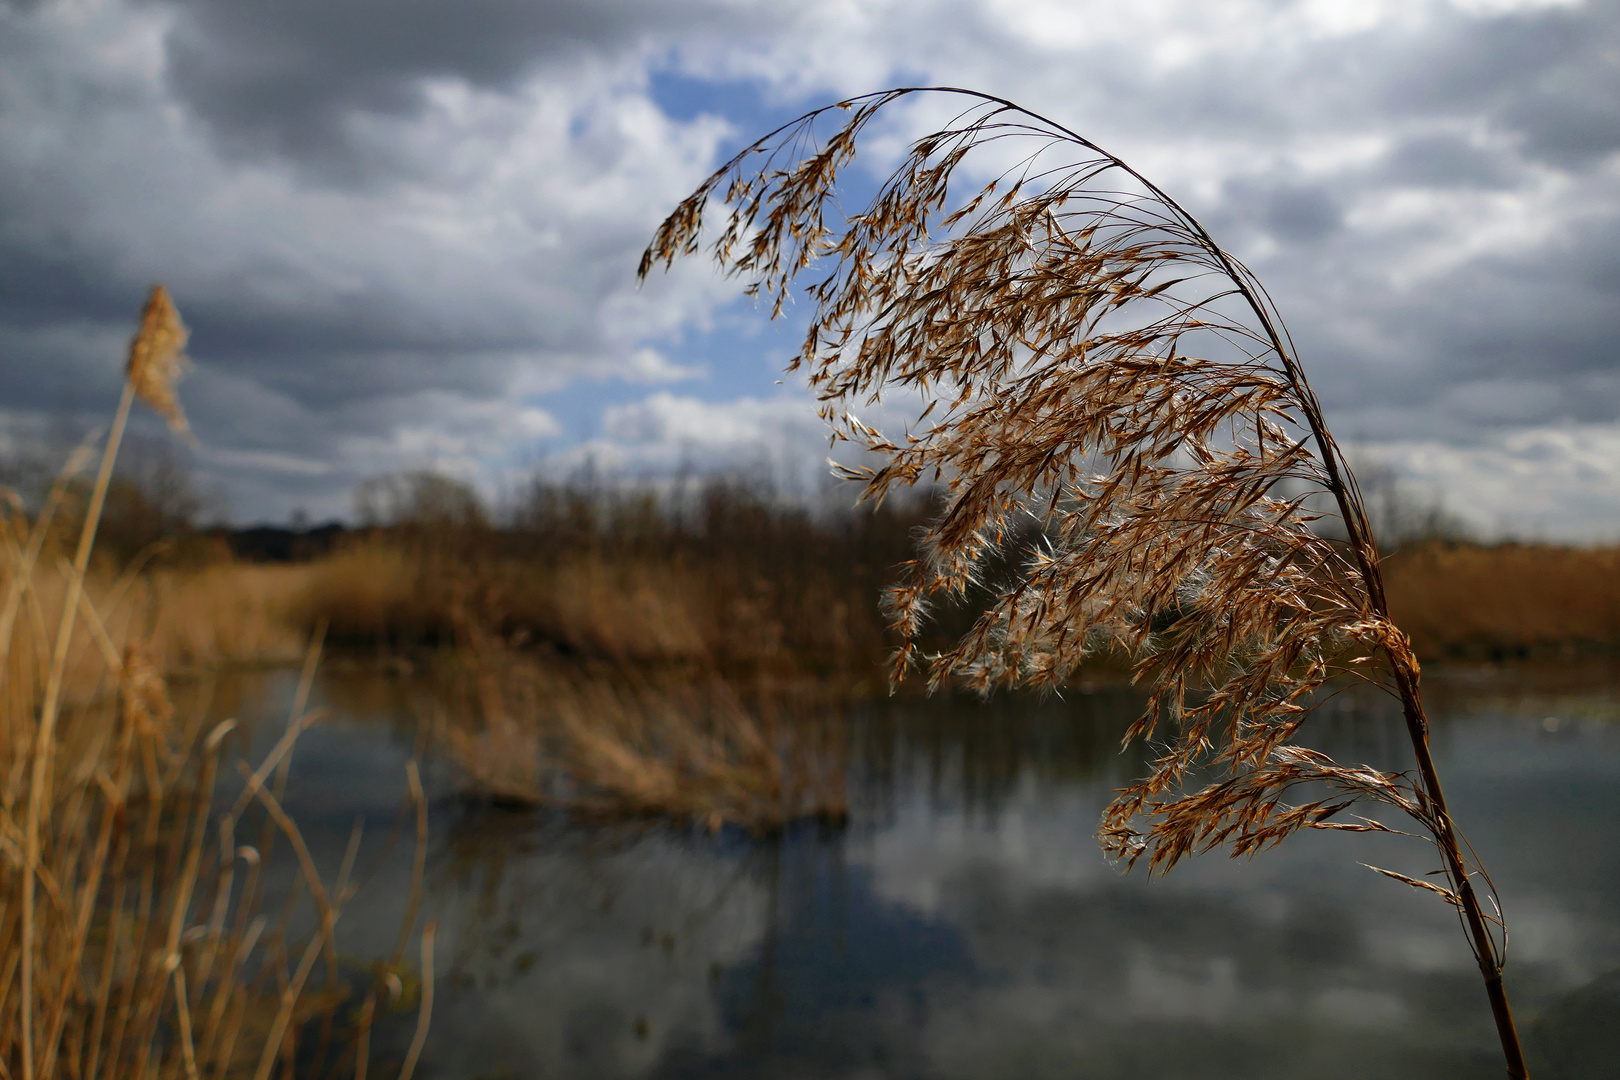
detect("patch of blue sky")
(523, 73), (843, 444)
(533, 303), (809, 443)
(522, 71), (994, 485)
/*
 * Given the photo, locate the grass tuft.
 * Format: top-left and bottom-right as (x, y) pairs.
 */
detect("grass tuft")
(436, 629), (848, 833)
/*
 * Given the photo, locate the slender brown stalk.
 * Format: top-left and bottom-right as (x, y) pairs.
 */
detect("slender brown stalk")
(33, 699), (134, 1080)
(352, 996), (375, 1080)
(388, 762), (428, 971)
(170, 964), (199, 1080)
(397, 922), (435, 1080)
(20, 284), (188, 1080)
(0, 444), (94, 673)
(20, 382), (134, 1080)
(643, 87), (1528, 1075)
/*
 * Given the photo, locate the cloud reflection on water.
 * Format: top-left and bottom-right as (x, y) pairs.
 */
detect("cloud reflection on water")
(239, 664), (1620, 1079)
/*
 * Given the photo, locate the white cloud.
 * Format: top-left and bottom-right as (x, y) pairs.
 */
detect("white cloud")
(602, 392), (818, 447)
(557, 391), (836, 494)
(1380, 422), (1620, 541)
(621, 347), (704, 383)
(1449, 0), (1583, 13)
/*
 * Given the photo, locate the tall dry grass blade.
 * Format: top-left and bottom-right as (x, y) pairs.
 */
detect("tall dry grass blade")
(0, 444), (95, 675)
(19, 284), (189, 1080)
(642, 86), (1528, 1076)
(2, 283), (421, 1080)
(33, 696), (139, 1080)
(244, 766), (340, 954)
(396, 921), (434, 1080)
(168, 962), (199, 1080)
(20, 379), (136, 1080)
(391, 761), (428, 969)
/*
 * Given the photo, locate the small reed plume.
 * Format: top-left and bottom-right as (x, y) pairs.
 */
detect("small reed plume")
(642, 87), (1530, 1077)
(125, 282), (191, 435)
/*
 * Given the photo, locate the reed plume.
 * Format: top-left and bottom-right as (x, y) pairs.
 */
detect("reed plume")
(125, 283), (191, 436)
(642, 87), (1530, 1076)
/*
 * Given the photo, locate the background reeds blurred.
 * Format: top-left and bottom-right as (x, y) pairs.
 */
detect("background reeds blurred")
(19, 449), (1620, 676)
(1385, 541), (1620, 661)
(436, 631), (849, 831)
(301, 474), (934, 682)
(288, 476), (1620, 671)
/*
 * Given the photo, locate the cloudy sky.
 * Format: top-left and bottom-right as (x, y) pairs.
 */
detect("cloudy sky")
(3, 0), (1618, 536)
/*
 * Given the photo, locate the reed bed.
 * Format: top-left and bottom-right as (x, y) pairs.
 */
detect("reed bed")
(436, 632), (849, 832)
(0, 649), (432, 1080)
(140, 565), (310, 671)
(279, 478), (1620, 676)
(293, 490), (925, 681)
(298, 543), (714, 663)
(2, 564), (310, 702)
(0, 286), (431, 1080)
(1387, 541), (1620, 660)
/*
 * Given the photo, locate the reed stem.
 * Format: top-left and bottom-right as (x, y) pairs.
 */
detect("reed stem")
(20, 380), (135, 1080)
(1389, 659), (1529, 1077)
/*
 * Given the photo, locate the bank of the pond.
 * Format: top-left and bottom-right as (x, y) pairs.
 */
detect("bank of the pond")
(123, 532), (1620, 685)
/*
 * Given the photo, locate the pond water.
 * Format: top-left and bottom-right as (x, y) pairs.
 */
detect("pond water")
(214, 662), (1620, 1079)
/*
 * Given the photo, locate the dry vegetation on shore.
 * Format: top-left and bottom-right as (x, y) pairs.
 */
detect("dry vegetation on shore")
(295, 477), (936, 682)
(1, 288), (430, 1080)
(284, 523), (1620, 672)
(31, 398), (1620, 684)
(1385, 541), (1620, 660)
(436, 631), (849, 831)
(8, 564), (309, 695)
(60, 486), (1620, 682)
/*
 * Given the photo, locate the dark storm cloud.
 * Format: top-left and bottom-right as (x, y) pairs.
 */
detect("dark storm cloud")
(4, 0), (1620, 530)
(155, 0), (756, 181)
(1267, 236), (1620, 446)
(1390, 0), (1620, 169)
(1381, 134), (1523, 189)
(0, 0), (741, 520)
(1127, 3), (1620, 461)
(1223, 180), (1344, 244)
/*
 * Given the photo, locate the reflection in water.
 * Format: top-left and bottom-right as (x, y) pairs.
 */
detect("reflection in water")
(244, 663), (1620, 1079)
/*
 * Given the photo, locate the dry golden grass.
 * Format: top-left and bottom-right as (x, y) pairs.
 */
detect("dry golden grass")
(437, 632), (848, 833)
(299, 542), (713, 661)
(294, 543), (419, 647)
(142, 565), (311, 670)
(1387, 541), (1620, 659)
(0, 287), (431, 1080)
(541, 555), (713, 661)
(285, 513), (1620, 678)
(294, 533), (891, 679)
(0, 564), (310, 712)
(204, 528), (1620, 679)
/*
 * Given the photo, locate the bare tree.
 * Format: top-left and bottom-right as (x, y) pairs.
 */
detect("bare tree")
(642, 88), (1529, 1077)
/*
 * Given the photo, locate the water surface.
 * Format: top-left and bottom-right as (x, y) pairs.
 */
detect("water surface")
(219, 663), (1620, 1079)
